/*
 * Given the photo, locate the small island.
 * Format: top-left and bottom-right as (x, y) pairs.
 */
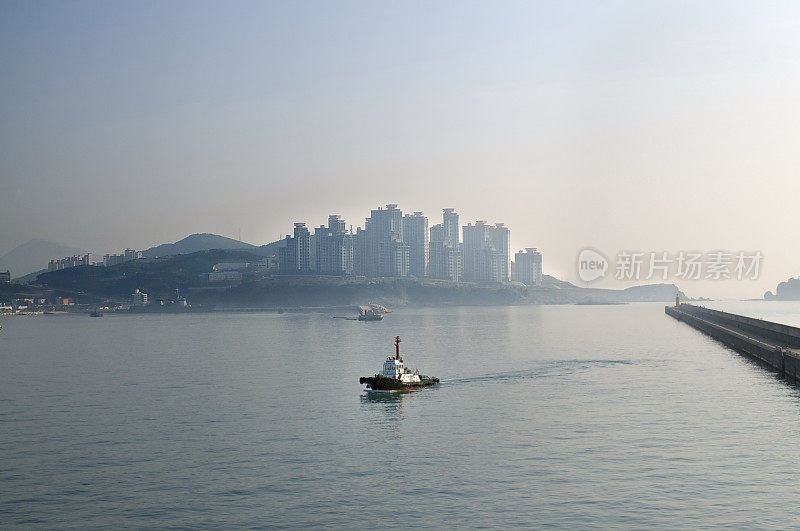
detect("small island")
(764, 277), (800, 301)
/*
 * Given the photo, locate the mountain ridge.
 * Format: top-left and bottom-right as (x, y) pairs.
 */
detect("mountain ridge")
(141, 233), (256, 258)
(0, 239), (85, 278)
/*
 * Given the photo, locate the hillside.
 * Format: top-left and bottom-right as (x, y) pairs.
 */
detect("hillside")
(33, 249), (686, 308)
(35, 249), (264, 300)
(252, 238), (286, 258)
(142, 233), (255, 258)
(184, 278), (683, 308)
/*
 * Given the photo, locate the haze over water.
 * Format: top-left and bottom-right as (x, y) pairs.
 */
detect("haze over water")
(3, 302), (800, 528)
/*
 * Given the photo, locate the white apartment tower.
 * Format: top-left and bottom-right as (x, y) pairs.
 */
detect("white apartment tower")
(512, 248), (543, 285)
(365, 204), (404, 277)
(402, 212), (428, 278)
(462, 221), (509, 282)
(429, 209), (462, 282)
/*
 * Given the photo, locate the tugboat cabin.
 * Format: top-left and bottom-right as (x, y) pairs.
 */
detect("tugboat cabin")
(382, 336), (421, 384)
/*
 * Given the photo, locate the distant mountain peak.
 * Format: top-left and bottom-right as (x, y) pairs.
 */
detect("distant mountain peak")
(141, 233), (255, 259)
(0, 239), (85, 278)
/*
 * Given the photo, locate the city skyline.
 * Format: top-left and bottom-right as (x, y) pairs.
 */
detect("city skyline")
(0, 195), (791, 298)
(9, 201), (543, 285)
(277, 204), (541, 284)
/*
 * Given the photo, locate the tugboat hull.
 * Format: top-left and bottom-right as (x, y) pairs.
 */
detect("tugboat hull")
(359, 374), (439, 391)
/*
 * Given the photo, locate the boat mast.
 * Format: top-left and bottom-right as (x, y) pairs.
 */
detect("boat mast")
(395, 336), (401, 360)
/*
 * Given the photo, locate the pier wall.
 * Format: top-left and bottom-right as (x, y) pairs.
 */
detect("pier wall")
(666, 304), (800, 383)
(674, 304), (800, 348)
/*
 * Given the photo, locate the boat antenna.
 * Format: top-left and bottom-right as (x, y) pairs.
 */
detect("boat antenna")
(395, 336), (401, 360)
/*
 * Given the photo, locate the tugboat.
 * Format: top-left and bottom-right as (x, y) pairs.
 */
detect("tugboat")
(360, 336), (439, 392)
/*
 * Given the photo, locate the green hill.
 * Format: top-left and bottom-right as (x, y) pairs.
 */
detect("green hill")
(33, 248), (686, 308)
(36, 249), (263, 300)
(142, 233), (255, 258)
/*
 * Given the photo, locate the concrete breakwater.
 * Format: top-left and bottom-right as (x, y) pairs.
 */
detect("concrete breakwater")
(665, 304), (800, 382)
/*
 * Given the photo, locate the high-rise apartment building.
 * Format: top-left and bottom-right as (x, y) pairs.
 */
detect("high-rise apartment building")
(428, 208), (462, 282)
(314, 224), (334, 273)
(462, 221), (509, 282)
(340, 233), (354, 276)
(131, 289), (149, 307)
(313, 215), (354, 275)
(462, 221), (488, 281)
(492, 223), (510, 282)
(353, 227), (367, 276)
(279, 222), (311, 274)
(328, 214), (346, 234)
(330, 215), (354, 275)
(391, 237), (410, 277)
(429, 224), (446, 279)
(442, 208), (459, 247)
(49, 253), (96, 271)
(294, 223), (311, 272)
(104, 250), (139, 267)
(402, 212), (428, 278)
(365, 204), (404, 277)
(512, 248), (543, 285)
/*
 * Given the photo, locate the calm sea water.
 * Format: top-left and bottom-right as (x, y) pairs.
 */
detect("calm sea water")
(2, 302), (800, 528)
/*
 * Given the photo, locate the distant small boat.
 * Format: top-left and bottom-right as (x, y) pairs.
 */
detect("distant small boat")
(358, 306), (383, 321)
(89, 311), (103, 318)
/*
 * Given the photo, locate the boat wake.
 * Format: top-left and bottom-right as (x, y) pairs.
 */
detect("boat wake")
(443, 359), (656, 386)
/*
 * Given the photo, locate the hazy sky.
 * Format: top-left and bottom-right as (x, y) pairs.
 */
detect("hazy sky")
(2, 1), (799, 298)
